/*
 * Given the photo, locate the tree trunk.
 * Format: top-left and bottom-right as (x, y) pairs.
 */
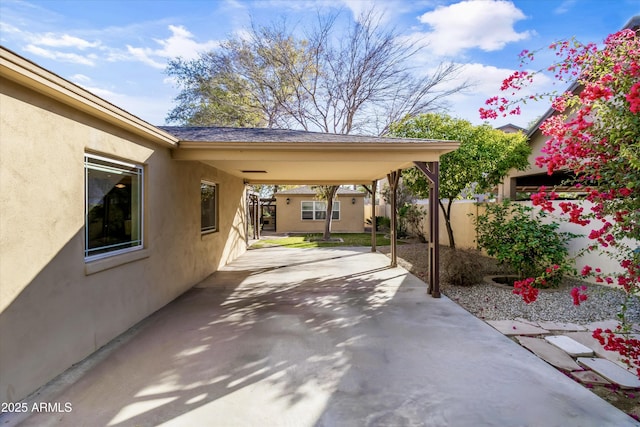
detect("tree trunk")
(439, 199), (456, 249)
(322, 186), (339, 240)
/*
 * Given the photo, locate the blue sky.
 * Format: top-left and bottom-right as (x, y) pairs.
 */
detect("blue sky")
(1, 0), (638, 129)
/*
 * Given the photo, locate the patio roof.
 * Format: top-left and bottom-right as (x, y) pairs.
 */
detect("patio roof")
(162, 126), (459, 185)
(275, 185), (364, 196)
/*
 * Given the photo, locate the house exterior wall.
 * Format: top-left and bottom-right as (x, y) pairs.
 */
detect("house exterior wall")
(274, 194), (365, 233)
(0, 77), (247, 403)
(498, 130), (548, 200)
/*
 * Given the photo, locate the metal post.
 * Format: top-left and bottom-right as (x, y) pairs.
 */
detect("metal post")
(387, 170), (401, 268)
(429, 162), (440, 298)
(371, 180), (377, 252)
(413, 161), (441, 298)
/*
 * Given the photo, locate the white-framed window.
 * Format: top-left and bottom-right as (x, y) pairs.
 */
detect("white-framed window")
(85, 154), (143, 261)
(301, 201), (340, 221)
(201, 181), (218, 233)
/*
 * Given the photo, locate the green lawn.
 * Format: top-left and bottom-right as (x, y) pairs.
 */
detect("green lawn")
(250, 233), (392, 249)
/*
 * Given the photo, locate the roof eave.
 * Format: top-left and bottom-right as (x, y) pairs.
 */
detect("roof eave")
(176, 140), (460, 151)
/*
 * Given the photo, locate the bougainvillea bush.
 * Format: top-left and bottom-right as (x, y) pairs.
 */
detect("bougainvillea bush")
(480, 27), (640, 376)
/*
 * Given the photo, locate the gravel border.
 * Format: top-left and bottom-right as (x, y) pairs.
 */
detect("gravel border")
(379, 243), (640, 324)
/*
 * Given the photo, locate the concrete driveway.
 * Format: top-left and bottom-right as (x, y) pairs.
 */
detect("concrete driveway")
(10, 247), (638, 426)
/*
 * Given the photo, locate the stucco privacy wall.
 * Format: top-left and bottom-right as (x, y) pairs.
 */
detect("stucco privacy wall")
(275, 193), (366, 233)
(0, 76), (247, 403)
(415, 200), (623, 284)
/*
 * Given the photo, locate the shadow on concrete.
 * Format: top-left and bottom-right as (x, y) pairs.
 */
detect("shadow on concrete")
(15, 247), (639, 427)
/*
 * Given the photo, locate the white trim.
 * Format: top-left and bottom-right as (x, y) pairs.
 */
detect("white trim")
(85, 153), (138, 169)
(85, 249), (149, 275)
(200, 180), (218, 234)
(301, 200), (340, 221)
(84, 154), (144, 261)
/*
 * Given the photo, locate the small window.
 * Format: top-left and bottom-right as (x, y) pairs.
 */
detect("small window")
(301, 201), (340, 221)
(201, 181), (218, 233)
(85, 154), (143, 260)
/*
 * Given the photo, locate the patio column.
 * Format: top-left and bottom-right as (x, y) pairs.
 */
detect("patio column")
(254, 196), (261, 239)
(246, 191), (260, 241)
(414, 161), (441, 298)
(370, 180), (377, 253)
(387, 170), (401, 268)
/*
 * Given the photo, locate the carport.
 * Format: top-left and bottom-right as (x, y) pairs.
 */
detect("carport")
(10, 246), (636, 427)
(162, 126), (459, 297)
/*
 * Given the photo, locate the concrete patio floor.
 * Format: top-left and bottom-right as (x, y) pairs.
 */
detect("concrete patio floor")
(9, 247), (638, 426)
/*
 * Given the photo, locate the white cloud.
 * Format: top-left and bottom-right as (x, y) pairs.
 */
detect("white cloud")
(33, 33), (100, 50)
(0, 22), (22, 35)
(442, 62), (555, 127)
(79, 85), (171, 125)
(416, 0), (532, 56)
(121, 25), (220, 69)
(23, 44), (96, 66)
(554, 0), (577, 15)
(342, 0), (377, 19)
(126, 45), (166, 69)
(70, 73), (92, 83)
(152, 25), (219, 60)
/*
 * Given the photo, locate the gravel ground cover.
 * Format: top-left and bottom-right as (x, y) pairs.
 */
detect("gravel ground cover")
(378, 243), (640, 324)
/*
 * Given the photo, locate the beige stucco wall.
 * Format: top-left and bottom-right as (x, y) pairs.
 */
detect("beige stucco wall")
(417, 200), (624, 284)
(274, 193), (365, 233)
(498, 129), (549, 200)
(0, 77), (247, 403)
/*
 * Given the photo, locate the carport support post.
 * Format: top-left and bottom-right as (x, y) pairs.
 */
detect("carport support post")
(414, 161), (441, 298)
(387, 170), (401, 268)
(254, 195), (260, 240)
(371, 180), (377, 253)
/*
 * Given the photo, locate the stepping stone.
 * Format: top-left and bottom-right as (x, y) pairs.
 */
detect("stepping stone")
(577, 357), (640, 389)
(538, 321), (586, 332)
(514, 318), (542, 327)
(516, 336), (582, 371)
(545, 335), (594, 357)
(571, 370), (610, 386)
(486, 320), (549, 336)
(566, 332), (638, 372)
(584, 319), (621, 332)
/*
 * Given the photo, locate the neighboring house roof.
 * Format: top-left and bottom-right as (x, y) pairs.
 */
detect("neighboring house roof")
(497, 123), (527, 134)
(275, 186), (365, 196)
(526, 81), (581, 139)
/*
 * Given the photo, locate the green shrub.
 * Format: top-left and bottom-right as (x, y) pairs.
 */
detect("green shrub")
(441, 248), (485, 286)
(367, 216), (391, 232)
(472, 200), (578, 287)
(398, 204), (427, 242)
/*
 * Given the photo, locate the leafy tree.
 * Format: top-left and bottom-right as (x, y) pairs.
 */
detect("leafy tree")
(381, 180), (426, 241)
(166, 10), (468, 239)
(165, 21), (309, 127)
(312, 185), (340, 240)
(480, 26), (640, 376)
(389, 113), (530, 248)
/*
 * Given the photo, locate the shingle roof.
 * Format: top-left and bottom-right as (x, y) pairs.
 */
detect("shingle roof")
(159, 126), (444, 144)
(275, 185), (365, 195)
